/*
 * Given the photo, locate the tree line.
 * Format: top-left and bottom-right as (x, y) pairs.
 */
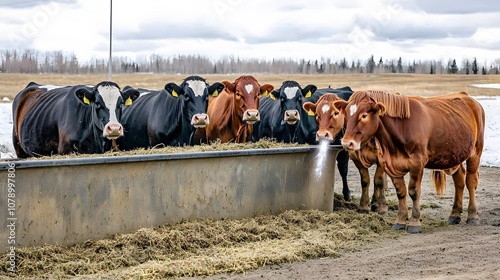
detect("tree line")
(1, 49), (499, 75)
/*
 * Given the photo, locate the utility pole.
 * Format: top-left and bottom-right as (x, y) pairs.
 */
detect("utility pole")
(108, 0), (113, 81)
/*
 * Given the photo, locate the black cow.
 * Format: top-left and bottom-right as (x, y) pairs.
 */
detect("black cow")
(12, 81), (140, 158)
(116, 76), (224, 149)
(253, 80), (317, 143)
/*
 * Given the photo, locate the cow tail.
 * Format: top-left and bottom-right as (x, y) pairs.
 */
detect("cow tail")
(431, 170), (446, 196)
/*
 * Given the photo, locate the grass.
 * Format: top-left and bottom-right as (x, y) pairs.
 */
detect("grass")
(1, 73), (500, 100)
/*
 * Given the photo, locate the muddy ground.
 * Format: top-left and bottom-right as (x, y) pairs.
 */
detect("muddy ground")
(197, 162), (500, 280)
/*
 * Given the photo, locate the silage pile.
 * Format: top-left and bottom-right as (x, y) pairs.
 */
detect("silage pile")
(1, 207), (398, 279)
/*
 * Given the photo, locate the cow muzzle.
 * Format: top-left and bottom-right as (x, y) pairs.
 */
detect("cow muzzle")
(316, 130), (334, 142)
(243, 109), (260, 124)
(284, 109), (300, 125)
(341, 139), (361, 151)
(192, 113), (210, 128)
(103, 123), (123, 139)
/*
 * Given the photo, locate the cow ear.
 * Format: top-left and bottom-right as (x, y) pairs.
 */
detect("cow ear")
(208, 82), (224, 97)
(302, 85), (317, 98)
(260, 84), (274, 97)
(122, 88), (140, 106)
(164, 83), (183, 98)
(303, 102), (316, 116)
(221, 81), (234, 93)
(268, 90), (279, 100)
(75, 87), (94, 105)
(333, 100), (349, 111)
(375, 102), (386, 116)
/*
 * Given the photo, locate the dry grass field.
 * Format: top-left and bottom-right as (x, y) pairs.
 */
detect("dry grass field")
(1, 73), (499, 100)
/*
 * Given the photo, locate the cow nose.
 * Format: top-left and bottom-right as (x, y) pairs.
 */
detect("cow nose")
(284, 110), (300, 124)
(341, 139), (359, 151)
(243, 109), (260, 124)
(192, 113), (209, 128)
(104, 123), (123, 139)
(316, 131), (332, 141)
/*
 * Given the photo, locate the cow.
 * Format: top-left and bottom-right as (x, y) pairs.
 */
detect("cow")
(116, 76), (224, 150)
(333, 90), (485, 233)
(253, 80), (317, 143)
(303, 93), (388, 213)
(204, 75), (274, 143)
(12, 81), (140, 158)
(301, 86), (354, 145)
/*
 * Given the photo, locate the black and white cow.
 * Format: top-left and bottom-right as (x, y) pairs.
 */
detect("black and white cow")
(253, 80), (317, 143)
(12, 81), (140, 158)
(116, 75), (224, 149)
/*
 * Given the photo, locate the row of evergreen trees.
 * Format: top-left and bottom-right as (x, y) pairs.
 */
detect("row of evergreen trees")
(0, 49), (498, 75)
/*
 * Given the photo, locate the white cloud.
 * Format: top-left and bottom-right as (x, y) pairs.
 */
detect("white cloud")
(0, 0), (499, 65)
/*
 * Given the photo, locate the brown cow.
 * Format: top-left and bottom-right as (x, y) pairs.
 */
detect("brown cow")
(205, 75), (274, 143)
(334, 91), (485, 233)
(303, 93), (388, 214)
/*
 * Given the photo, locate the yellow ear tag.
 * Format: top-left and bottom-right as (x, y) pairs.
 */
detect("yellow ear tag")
(261, 90), (268, 97)
(308, 109), (315, 116)
(83, 96), (90, 105)
(172, 90), (178, 98)
(305, 90), (312, 98)
(378, 110), (383, 116)
(213, 89), (218, 97)
(125, 97), (133, 106)
(269, 94), (276, 100)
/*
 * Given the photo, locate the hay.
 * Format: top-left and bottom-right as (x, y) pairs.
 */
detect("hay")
(22, 139), (303, 161)
(2, 208), (399, 279)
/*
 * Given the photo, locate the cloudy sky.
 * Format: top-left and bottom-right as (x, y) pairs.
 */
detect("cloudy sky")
(1, 0), (499, 65)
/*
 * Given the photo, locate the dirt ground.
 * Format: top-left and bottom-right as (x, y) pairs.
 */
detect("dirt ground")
(197, 162), (500, 280)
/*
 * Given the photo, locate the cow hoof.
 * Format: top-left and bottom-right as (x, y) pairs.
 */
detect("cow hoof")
(357, 209), (369, 214)
(371, 204), (379, 212)
(378, 211), (388, 217)
(448, 217), (461, 225)
(466, 218), (480, 225)
(391, 224), (406, 230)
(406, 225), (422, 234)
(343, 192), (352, 201)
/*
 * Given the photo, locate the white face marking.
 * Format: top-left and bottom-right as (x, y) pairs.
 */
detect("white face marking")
(244, 84), (253, 94)
(283, 87), (299, 100)
(98, 85), (121, 124)
(350, 104), (357, 116)
(321, 104), (330, 114)
(41, 85), (63, 90)
(187, 80), (206, 97)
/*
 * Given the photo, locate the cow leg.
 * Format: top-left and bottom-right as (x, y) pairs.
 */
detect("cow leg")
(372, 164), (388, 215)
(391, 176), (408, 231)
(407, 167), (424, 233)
(336, 150), (351, 201)
(465, 158), (480, 225)
(449, 163), (466, 224)
(351, 158), (370, 213)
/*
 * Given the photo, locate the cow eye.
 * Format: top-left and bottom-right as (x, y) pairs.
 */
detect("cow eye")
(334, 111), (339, 116)
(362, 113), (368, 119)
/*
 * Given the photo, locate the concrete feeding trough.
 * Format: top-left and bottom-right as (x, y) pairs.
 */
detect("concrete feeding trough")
(0, 145), (342, 247)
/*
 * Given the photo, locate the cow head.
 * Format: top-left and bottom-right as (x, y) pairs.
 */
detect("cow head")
(270, 81), (317, 125)
(303, 93), (345, 142)
(222, 75), (274, 124)
(333, 91), (386, 151)
(164, 76), (224, 129)
(74, 81), (140, 140)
